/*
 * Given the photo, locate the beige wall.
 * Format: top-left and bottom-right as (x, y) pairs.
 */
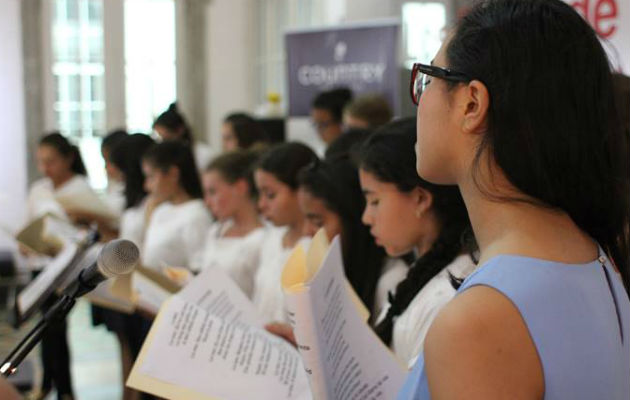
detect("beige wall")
(205, 0), (257, 149)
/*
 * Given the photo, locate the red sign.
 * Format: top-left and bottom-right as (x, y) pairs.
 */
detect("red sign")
(568, 0), (618, 38)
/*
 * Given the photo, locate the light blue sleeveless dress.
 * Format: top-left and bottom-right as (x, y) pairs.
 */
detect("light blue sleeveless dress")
(397, 250), (630, 399)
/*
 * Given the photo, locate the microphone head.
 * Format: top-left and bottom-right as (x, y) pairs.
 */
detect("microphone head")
(97, 239), (140, 278)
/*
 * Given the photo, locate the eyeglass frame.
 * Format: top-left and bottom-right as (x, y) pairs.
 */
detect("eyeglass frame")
(410, 63), (471, 106)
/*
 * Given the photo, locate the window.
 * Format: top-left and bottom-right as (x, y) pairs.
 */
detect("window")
(51, 0), (105, 138)
(47, 0), (176, 189)
(124, 0), (176, 133)
(402, 2), (448, 68)
(51, 0), (106, 188)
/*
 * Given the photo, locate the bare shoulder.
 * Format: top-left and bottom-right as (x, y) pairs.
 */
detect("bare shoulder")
(423, 286), (544, 400)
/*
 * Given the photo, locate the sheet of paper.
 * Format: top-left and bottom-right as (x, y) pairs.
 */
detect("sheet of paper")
(109, 272), (134, 303)
(86, 280), (135, 314)
(129, 268), (312, 400)
(284, 229), (369, 322)
(16, 242), (79, 319)
(57, 243), (99, 293)
(132, 272), (175, 315)
(54, 190), (118, 221)
(285, 237), (406, 399)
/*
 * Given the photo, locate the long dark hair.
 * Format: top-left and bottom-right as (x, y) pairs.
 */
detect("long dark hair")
(298, 157), (386, 312)
(110, 134), (155, 209)
(153, 103), (193, 144)
(39, 132), (87, 176)
(257, 142), (318, 190)
(223, 113), (268, 149)
(357, 118), (474, 345)
(142, 141), (203, 199)
(447, 0), (630, 293)
(101, 130), (128, 153)
(206, 149), (262, 200)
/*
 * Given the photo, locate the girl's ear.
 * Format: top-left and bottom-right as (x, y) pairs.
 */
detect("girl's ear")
(413, 186), (434, 218)
(460, 80), (490, 136)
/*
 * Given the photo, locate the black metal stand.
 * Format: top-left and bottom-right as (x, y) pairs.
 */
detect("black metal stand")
(1, 293), (77, 377)
(2, 228), (101, 377)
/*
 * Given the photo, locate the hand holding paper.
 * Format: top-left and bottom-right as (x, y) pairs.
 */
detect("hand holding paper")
(282, 230), (406, 399)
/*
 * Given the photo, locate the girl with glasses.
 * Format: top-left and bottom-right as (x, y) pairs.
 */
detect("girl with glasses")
(399, 0), (630, 398)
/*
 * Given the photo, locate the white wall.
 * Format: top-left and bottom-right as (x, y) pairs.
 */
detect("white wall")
(0, 0), (28, 242)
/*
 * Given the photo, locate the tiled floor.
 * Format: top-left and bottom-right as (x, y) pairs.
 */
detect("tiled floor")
(1, 299), (123, 400)
(63, 300), (122, 400)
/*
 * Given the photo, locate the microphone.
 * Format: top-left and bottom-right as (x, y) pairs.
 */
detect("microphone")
(63, 239), (140, 298)
(1, 239), (140, 377)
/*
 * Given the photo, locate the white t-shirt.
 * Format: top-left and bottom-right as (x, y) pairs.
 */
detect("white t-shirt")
(27, 175), (93, 220)
(119, 200), (147, 248)
(252, 226), (311, 322)
(142, 199), (212, 271)
(377, 254), (477, 368)
(196, 221), (267, 298)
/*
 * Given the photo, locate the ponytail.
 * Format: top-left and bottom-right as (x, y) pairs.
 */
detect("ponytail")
(153, 102), (194, 145)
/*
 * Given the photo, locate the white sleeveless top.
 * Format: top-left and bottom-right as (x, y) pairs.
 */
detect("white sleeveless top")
(196, 220), (267, 298)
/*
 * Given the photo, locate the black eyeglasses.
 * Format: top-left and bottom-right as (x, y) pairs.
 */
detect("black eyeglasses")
(410, 63), (470, 106)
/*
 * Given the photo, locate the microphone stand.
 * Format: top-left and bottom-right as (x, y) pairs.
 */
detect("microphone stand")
(1, 228), (101, 377)
(1, 293), (76, 376)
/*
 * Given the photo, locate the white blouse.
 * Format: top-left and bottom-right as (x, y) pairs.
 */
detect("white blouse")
(377, 254), (477, 368)
(252, 226), (311, 323)
(373, 257), (409, 318)
(196, 221), (267, 298)
(142, 199), (211, 271)
(27, 175), (93, 220)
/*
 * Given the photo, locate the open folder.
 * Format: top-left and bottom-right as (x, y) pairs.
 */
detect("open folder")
(93, 265), (183, 315)
(127, 267), (312, 400)
(15, 213), (81, 256)
(281, 230), (406, 399)
(54, 190), (119, 222)
(15, 240), (82, 325)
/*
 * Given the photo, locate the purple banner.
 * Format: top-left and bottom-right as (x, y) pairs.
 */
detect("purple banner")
(286, 23), (399, 117)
